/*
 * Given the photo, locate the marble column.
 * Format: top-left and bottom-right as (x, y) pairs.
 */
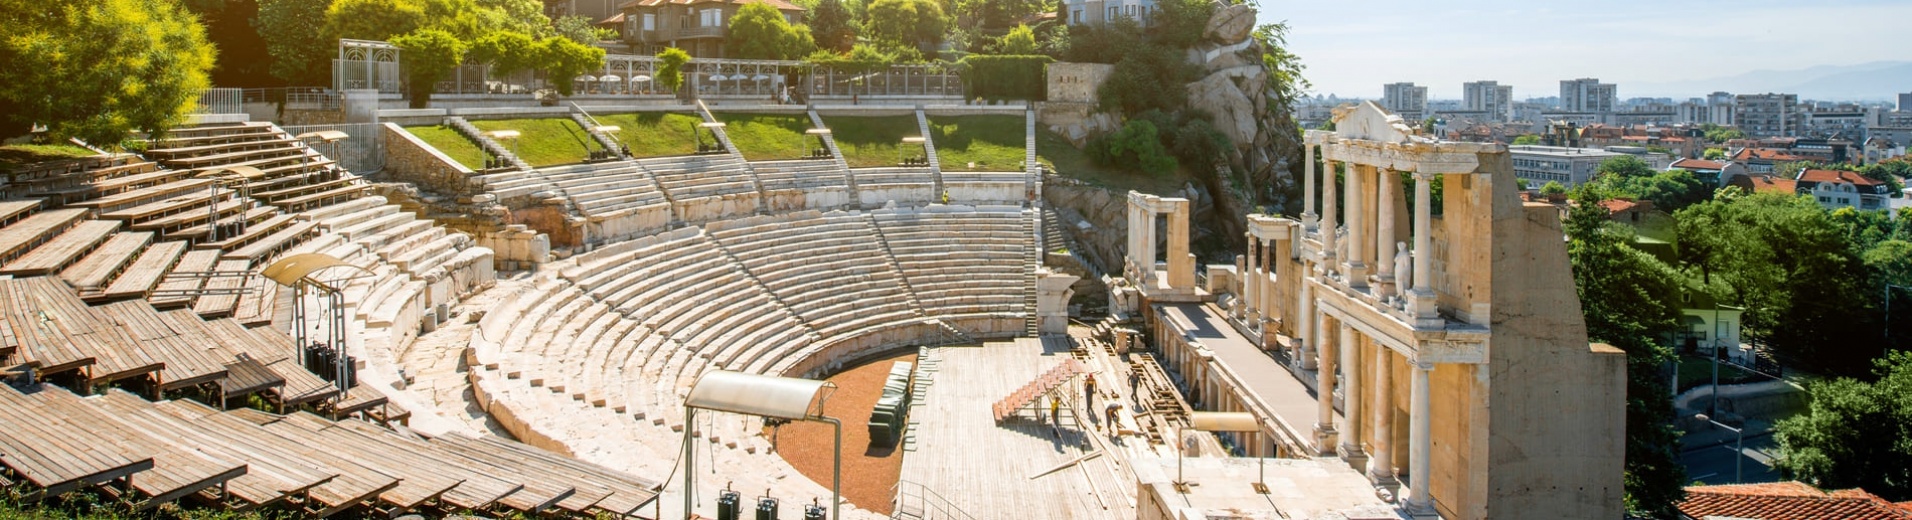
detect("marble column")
(1344, 164), (1368, 287)
(1368, 344), (1396, 483)
(1313, 312), (1338, 454)
(1298, 281), (1316, 370)
(1321, 161), (1339, 273)
(1243, 234), (1260, 319)
(1411, 172), (1438, 323)
(1303, 140), (1318, 230)
(1261, 238), (1278, 328)
(1167, 200), (1194, 289)
(1406, 360), (1435, 514)
(1375, 168), (1397, 299)
(1338, 323), (1364, 459)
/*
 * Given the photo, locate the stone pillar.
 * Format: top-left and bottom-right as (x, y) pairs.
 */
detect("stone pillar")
(1411, 173), (1439, 325)
(1321, 162), (1339, 273)
(1338, 323), (1365, 459)
(1375, 168), (1397, 299)
(1368, 345), (1396, 483)
(1243, 234), (1260, 320)
(1166, 199), (1194, 290)
(1264, 236), (1284, 333)
(1343, 164), (1368, 287)
(1303, 141), (1318, 230)
(1313, 312), (1338, 454)
(1406, 360), (1435, 514)
(1035, 268), (1080, 335)
(1298, 280), (1316, 370)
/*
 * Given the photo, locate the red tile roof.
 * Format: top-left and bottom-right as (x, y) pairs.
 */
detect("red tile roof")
(1734, 148), (1811, 162)
(1679, 482), (1912, 520)
(1729, 174), (1798, 194)
(1798, 168), (1885, 187)
(1598, 199), (1640, 214)
(1671, 158), (1728, 171)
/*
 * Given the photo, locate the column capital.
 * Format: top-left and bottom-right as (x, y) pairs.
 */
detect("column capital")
(1411, 171), (1440, 181)
(1412, 360), (1436, 371)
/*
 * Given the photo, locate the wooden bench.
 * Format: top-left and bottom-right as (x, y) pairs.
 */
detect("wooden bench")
(0, 220), (124, 276)
(173, 206), (282, 244)
(252, 411), (459, 513)
(0, 385), (155, 498)
(96, 241), (188, 302)
(192, 259), (253, 318)
(149, 249), (221, 308)
(0, 200), (43, 227)
(59, 231), (155, 291)
(98, 301), (231, 391)
(0, 208), (88, 265)
(68, 178), (215, 214)
(24, 386), (248, 509)
(439, 434), (660, 517)
(270, 184), (372, 213)
(147, 400), (398, 516)
(220, 220), (318, 262)
(148, 137), (297, 161)
(89, 390), (327, 509)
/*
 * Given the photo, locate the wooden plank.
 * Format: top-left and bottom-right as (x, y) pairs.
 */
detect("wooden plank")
(90, 390), (322, 508)
(26, 387), (248, 510)
(67, 178), (213, 212)
(149, 249), (220, 308)
(254, 412), (461, 511)
(14, 277), (166, 383)
(59, 232), (155, 291)
(99, 301), (230, 390)
(456, 435), (662, 516)
(219, 354), (286, 398)
(0, 220), (124, 276)
(192, 259), (253, 318)
(425, 433), (606, 513)
(307, 418), (528, 511)
(193, 213), (294, 251)
(0, 277), (95, 375)
(231, 325), (340, 405)
(0, 385), (155, 496)
(147, 399), (397, 516)
(0, 208), (88, 265)
(98, 241), (188, 301)
(0, 200), (42, 224)
(221, 221), (317, 261)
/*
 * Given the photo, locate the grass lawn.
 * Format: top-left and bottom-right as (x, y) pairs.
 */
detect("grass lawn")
(927, 115), (1026, 171)
(467, 118), (595, 167)
(820, 115), (921, 168)
(402, 125), (486, 170)
(0, 143), (97, 172)
(713, 112), (814, 161)
(595, 112), (703, 158)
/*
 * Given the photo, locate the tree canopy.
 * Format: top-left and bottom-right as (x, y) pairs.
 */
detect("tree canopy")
(389, 28), (465, 107)
(1582, 156), (1712, 213)
(468, 31), (540, 77)
(996, 24), (1038, 55)
(0, 0), (216, 145)
(538, 36), (607, 96)
(729, 3), (815, 60)
(325, 0), (425, 41)
(1565, 187), (1690, 516)
(1774, 351), (1912, 501)
(255, 0), (336, 85)
(655, 47), (691, 93)
(865, 0), (946, 50)
(808, 0), (859, 52)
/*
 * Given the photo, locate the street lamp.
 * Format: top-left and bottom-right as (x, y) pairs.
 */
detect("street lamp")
(1695, 413), (1744, 483)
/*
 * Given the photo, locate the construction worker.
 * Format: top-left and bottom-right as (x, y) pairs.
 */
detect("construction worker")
(1129, 369), (1140, 398)
(1084, 373), (1097, 411)
(1049, 394), (1062, 430)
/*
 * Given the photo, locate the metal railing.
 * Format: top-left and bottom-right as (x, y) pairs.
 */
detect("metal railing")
(892, 480), (976, 520)
(193, 88), (243, 115)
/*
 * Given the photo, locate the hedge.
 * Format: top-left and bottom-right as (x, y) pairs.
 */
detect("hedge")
(958, 55), (1053, 101)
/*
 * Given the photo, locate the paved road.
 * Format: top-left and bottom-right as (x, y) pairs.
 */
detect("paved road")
(1681, 431), (1782, 485)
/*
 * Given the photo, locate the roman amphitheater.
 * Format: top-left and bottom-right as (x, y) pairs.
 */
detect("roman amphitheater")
(0, 95), (1626, 519)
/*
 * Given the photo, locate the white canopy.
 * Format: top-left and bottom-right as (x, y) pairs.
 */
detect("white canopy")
(685, 371), (834, 420)
(599, 74), (621, 82)
(633, 75), (653, 83)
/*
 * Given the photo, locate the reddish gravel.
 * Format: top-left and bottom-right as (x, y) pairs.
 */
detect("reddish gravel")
(768, 353), (917, 515)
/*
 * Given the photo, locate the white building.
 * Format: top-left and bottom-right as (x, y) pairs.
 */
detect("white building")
(1463, 81), (1513, 122)
(1509, 145), (1624, 187)
(1559, 78), (1617, 114)
(1382, 82), (1427, 120)
(1796, 168), (1891, 211)
(1735, 93), (1803, 138)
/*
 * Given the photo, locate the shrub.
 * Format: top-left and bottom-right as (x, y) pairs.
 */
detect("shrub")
(957, 55), (1052, 101)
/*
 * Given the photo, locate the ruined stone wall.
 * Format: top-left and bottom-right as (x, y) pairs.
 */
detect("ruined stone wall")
(382, 123), (484, 197)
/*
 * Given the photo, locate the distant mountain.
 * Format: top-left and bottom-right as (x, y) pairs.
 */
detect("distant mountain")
(1628, 61), (1912, 101)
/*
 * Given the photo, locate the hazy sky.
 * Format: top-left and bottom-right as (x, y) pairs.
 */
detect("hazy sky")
(1255, 0), (1912, 100)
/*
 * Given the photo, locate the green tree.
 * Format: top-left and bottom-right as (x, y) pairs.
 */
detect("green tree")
(1675, 193), (1883, 376)
(325, 0), (425, 41)
(865, 0), (946, 50)
(1148, 0), (1214, 48)
(538, 36), (607, 96)
(809, 0), (859, 52)
(255, 0), (336, 85)
(1512, 135), (1541, 145)
(655, 47), (691, 94)
(552, 14), (614, 44)
(1703, 147), (1728, 160)
(730, 2), (815, 60)
(1252, 22), (1309, 106)
(1702, 124), (1747, 144)
(0, 0), (216, 145)
(389, 29), (465, 108)
(1097, 42), (1192, 116)
(1564, 187), (1689, 516)
(1773, 351), (1912, 501)
(997, 24), (1038, 55)
(1089, 119), (1177, 176)
(1585, 157), (1712, 213)
(473, 0), (550, 36)
(468, 31), (540, 78)
(1541, 181), (1568, 197)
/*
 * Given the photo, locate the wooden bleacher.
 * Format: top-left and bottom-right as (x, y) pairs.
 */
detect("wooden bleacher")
(58, 232), (155, 293)
(97, 241), (188, 302)
(0, 220), (124, 276)
(0, 208), (88, 266)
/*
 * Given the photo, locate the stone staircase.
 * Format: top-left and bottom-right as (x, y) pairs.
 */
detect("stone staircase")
(566, 104), (624, 159)
(861, 213), (974, 345)
(697, 100), (770, 214)
(808, 108), (860, 208)
(915, 108), (944, 198)
(1022, 210), (1041, 337)
(446, 116), (530, 171)
(1024, 108), (1040, 206)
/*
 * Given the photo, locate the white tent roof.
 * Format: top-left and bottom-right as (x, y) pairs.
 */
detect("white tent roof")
(685, 371), (834, 420)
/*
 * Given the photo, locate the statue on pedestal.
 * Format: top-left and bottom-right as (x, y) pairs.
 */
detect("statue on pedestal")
(1394, 242), (1413, 308)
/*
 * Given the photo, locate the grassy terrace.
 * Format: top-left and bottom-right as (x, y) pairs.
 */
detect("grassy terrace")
(466, 118), (597, 167)
(402, 125), (485, 170)
(0, 143), (98, 173)
(596, 112), (701, 157)
(820, 115), (920, 168)
(713, 112), (814, 160)
(927, 115), (1025, 171)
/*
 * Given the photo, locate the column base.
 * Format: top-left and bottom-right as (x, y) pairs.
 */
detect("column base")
(1313, 424), (1338, 456)
(1338, 443), (1368, 465)
(1409, 289), (1442, 329)
(1402, 498), (1439, 519)
(1366, 461), (1398, 486)
(1343, 261), (1370, 289)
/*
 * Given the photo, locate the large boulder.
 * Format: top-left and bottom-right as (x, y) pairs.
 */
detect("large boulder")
(1205, 4), (1257, 44)
(1186, 68), (1262, 152)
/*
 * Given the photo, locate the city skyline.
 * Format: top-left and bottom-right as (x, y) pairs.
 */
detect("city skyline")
(1257, 0), (1912, 100)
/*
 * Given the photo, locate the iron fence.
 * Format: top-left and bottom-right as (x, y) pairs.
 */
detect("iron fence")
(283, 122), (386, 174)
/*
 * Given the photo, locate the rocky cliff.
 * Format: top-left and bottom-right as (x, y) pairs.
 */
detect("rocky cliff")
(1183, 2), (1307, 230)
